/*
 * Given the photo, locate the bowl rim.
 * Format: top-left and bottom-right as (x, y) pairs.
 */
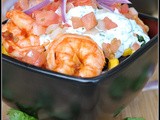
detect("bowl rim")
(2, 13), (158, 83)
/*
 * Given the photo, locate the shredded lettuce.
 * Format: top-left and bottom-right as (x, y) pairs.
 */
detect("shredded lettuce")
(7, 109), (38, 120)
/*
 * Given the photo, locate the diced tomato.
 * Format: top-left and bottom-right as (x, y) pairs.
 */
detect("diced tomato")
(14, 2), (23, 11)
(71, 17), (83, 29)
(2, 31), (14, 41)
(42, 1), (61, 11)
(19, 0), (29, 10)
(81, 12), (97, 31)
(8, 46), (14, 53)
(68, 0), (96, 7)
(32, 23), (46, 36)
(132, 42), (140, 51)
(66, 2), (75, 12)
(120, 4), (129, 14)
(103, 17), (118, 30)
(34, 52), (46, 67)
(29, 35), (40, 46)
(22, 50), (46, 67)
(21, 29), (29, 38)
(102, 43), (115, 59)
(34, 10), (60, 27)
(110, 38), (121, 53)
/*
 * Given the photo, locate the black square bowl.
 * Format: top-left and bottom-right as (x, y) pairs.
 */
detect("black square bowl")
(2, 13), (158, 120)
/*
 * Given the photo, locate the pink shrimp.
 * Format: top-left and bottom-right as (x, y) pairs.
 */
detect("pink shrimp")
(2, 10), (46, 66)
(46, 33), (105, 77)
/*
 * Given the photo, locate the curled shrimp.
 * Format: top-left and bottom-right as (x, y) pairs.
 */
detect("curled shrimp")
(46, 33), (105, 77)
(5, 9), (47, 35)
(2, 9), (46, 67)
(6, 9), (35, 31)
(2, 30), (46, 67)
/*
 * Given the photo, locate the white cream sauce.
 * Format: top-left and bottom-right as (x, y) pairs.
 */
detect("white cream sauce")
(40, 6), (150, 58)
(65, 6), (150, 58)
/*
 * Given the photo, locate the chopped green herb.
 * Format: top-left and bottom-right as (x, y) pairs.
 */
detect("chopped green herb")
(99, 33), (105, 37)
(124, 117), (145, 120)
(136, 35), (146, 47)
(137, 35), (144, 42)
(7, 109), (38, 120)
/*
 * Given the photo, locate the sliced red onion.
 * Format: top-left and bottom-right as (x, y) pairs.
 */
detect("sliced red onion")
(97, 0), (131, 11)
(97, 2), (114, 11)
(97, 0), (131, 5)
(61, 0), (67, 23)
(142, 80), (158, 91)
(24, 0), (51, 15)
(61, 0), (131, 23)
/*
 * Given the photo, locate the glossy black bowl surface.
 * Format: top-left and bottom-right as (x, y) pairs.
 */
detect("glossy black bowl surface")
(130, 0), (158, 15)
(2, 13), (158, 120)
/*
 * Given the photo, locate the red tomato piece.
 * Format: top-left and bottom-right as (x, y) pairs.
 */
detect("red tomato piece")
(71, 17), (83, 29)
(68, 0), (96, 7)
(22, 50), (46, 67)
(81, 12), (98, 31)
(14, 2), (23, 11)
(42, 1), (61, 11)
(35, 10), (60, 27)
(8, 46), (14, 53)
(120, 4), (129, 14)
(32, 23), (46, 36)
(102, 43), (115, 59)
(103, 17), (118, 30)
(132, 42), (140, 51)
(110, 38), (121, 53)
(19, 0), (29, 10)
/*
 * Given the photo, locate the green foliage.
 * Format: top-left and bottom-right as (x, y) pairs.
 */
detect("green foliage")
(7, 109), (38, 120)
(137, 35), (146, 47)
(124, 117), (145, 120)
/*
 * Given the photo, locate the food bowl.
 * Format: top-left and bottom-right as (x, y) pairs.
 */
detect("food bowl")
(129, 0), (158, 16)
(2, 13), (158, 120)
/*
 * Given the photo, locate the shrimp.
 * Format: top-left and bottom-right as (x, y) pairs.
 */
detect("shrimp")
(6, 10), (34, 31)
(46, 33), (105, 77)
(2, 31), (45, 58)
(2, 28), (46, 67)
(2, 10), (46, 66)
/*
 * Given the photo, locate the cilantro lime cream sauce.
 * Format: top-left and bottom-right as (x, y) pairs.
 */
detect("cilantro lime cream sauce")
(41, 6), (150, 58)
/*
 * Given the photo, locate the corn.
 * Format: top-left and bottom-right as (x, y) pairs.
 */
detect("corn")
(2, 45), (8, 55)
(122, 48), (133, 57)
(108, 58), (119, 70)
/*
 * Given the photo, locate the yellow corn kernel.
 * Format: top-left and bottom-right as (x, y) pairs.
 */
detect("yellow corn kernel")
(2, 45), (8, 55)
(131, 50), (135, 54)
(108, 58), (119, 70)
(122, 48), (133, 57)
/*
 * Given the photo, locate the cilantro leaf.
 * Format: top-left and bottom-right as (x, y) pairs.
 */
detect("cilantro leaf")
(136, 34), (146, 47)
(7, 109), (38, 120)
